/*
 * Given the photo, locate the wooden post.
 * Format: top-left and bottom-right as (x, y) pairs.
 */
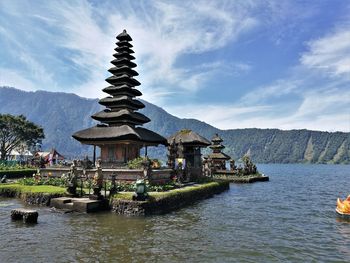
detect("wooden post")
(145, 146), (148, 157)
(93, 145), (96, 165)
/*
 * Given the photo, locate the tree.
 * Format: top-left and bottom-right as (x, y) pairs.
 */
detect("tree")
(0, 114), (45, 160)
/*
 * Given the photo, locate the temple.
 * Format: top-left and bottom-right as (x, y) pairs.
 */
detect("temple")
(72, 30), (167, 167)
(207, 134), (231, 170)
(167, 129), (210, 181)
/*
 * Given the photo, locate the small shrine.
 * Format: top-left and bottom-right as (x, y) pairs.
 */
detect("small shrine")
(72, 30), (167, 167)
(167, 129), (210, 181)
(207, 134), (231, 171)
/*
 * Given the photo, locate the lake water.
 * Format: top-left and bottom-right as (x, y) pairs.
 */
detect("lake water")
(1, 164), (350, 263)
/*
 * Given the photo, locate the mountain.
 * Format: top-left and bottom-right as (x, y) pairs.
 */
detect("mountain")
(0, 87), (349, 164)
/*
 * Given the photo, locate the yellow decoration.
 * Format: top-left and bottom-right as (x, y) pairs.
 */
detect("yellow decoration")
(336, 195), (350, 214)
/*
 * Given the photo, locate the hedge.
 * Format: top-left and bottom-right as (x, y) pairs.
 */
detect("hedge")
(0, 169), (37, 179)
(0, 184), (66, 206)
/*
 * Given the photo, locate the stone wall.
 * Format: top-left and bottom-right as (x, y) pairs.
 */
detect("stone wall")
(111, 181), (230, 216)
(213, 174), (269, 183)
(0, 189), (64, 206)
(40, 167), (172, 184)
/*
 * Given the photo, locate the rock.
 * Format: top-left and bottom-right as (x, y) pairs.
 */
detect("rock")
(11, 208), (38, 223)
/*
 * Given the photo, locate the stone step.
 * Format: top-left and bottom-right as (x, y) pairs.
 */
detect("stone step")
(50, 197), (109, 213)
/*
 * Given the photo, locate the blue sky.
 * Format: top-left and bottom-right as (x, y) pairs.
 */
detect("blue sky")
(0, 0), (349, 132)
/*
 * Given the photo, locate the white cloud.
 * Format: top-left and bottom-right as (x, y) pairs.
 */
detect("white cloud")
(167, 87), (350, 132)
(300, 27), (350, 78)
(241, 79), (301, 105)
(18, 53), (55, 87)
(0, 68), (37, 91)
(40, 0), (260, 101)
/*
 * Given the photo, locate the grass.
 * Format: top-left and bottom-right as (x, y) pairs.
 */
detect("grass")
(112, 181), (226, 201)
(0, 183), (66, 194)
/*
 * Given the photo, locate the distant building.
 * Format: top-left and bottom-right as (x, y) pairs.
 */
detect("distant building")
(207, 133), (231, 170)
(8, 149), (33, 162)
(34, 148), (65, 165)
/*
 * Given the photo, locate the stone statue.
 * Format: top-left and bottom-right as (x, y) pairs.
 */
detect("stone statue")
(66, 160), (78, 196)
(142, 157), (152, 179)
(176, 161), (184, 183)
(202, 158), (208, 177)
(82, 155), (93, 169)
(177, 139), (184, 158)
(167, 138), (177, 169)
(242, 155), (257, 175)
(230, 159), (236, 172)
(91, 159), (103, 199)
(109, 173), (117, 197)
(207, 157), (213, 177)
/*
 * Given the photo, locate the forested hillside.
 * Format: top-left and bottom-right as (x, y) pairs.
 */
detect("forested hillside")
(0, 87), (348, 163)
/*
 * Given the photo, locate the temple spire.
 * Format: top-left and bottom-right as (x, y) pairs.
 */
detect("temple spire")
(72, 30), (167, 161)
(207, 134), (231, 170)
(91, 30), (150, 127)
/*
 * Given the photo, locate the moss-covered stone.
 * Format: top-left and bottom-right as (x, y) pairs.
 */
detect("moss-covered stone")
(213, 174), (269, 183)
(0, 184), (66, 205)
(111, 181), (229, 215)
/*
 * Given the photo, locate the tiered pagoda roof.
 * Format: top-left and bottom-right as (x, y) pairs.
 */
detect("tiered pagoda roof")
(72, 30), (166, 145)
(208, 134), (230, 160)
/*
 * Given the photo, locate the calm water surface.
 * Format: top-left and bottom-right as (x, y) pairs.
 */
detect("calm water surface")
(1, 164), (350, 263)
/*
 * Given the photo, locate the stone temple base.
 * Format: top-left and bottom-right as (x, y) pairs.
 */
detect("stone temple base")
(50, 197), (109, 213)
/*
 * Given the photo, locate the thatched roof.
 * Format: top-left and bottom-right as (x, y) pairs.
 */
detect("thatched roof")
(117, 29), (132, 41)
(208, 152), (231, 160)
(111, 58), (137, 68)
(92, 109), (150, 125)
(113, 52), (136, 61)
(102, 85), (142, 97)
(114, 46), (135, 53)
(108, 66), (139, 76)
(116, 40), (133, 48)
(105, 75), (141, 86)
(72, 125), (167, 145)
(210, 144), (225, 150)
(211, 133), (223, 143)
(167, 129), (210, 147)
(99, 96), (145, 110)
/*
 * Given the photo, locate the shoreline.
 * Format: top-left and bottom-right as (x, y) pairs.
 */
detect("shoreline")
(0, 181), (230, 215)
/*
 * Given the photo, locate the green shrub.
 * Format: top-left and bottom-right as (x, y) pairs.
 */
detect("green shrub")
(146, 181), (177, 192)
(0, 161), (35, 171)
(0, 183), (66, 194)
(0, 169), (37, 179)
(127, 157), (145, 169)
(17, 177), (66, 187)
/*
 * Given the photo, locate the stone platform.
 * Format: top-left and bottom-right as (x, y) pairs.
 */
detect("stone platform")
(50, 197), (109, 213)
(213, 172), (269, 183)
